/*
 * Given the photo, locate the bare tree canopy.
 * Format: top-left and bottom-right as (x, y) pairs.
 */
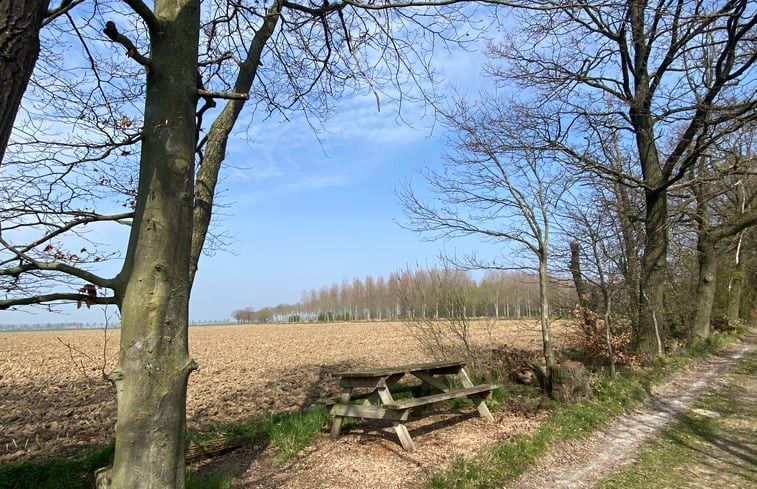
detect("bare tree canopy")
(482, 0), (756, 353)
(0, 1), (509, 486)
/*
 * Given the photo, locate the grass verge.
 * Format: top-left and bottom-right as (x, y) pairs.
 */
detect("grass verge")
(595, 346), (756, 489)
(0, 443), (113, 489)
(420, 328), (750, 489)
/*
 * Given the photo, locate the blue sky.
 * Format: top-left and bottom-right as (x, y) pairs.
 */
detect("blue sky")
(2, 42), (497, 326)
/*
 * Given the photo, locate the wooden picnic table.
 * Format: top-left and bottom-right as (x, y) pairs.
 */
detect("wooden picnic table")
(329, 360), (497, 451)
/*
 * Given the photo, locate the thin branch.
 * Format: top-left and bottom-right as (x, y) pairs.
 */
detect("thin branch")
(1, 212), (133, 261)
(121, 0), (161, 35)
(43, 0), (83, 27)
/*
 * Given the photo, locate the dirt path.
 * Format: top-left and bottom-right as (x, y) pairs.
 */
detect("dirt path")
(506, 333), (756, 489)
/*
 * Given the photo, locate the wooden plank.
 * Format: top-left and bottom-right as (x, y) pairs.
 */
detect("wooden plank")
(318, 384), (417, 405)
(470, 393), (495, 421)
(412, 371), (451, 392)
(382, 384), (497, 410)
(337, 377), (390, 389)
(330, 403), (412, 421)
(457, 366), (474, 388)
(455, 367), (494, 420)
(329, 386), (354, 438)
(334, 360), (466, 378)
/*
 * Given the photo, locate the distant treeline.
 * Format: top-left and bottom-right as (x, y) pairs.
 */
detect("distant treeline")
(233, 269), (574, 324)
(0, 322), (118, 332)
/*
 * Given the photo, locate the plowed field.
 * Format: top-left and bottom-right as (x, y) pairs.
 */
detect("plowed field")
(0, 320), (559, 464)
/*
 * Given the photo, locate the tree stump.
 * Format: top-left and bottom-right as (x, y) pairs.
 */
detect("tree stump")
(549, 360), (592, 402)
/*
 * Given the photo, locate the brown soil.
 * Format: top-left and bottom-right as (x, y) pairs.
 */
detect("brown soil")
(0, 319), (553, 465)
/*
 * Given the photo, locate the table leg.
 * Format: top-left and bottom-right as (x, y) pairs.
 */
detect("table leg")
(458, 367), (494, 421)
(376, 385), (417, 450)
(392, 421), (415, 451)
(330, 386), (353, 439)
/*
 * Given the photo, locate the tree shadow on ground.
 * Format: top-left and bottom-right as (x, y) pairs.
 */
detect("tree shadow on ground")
(0, 377), (115, 465)
(187, 360), (364, 483)
(665, 412), (757, 478)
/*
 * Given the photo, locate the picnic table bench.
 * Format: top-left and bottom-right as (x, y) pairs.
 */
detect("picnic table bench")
(329, 360), (497, 451)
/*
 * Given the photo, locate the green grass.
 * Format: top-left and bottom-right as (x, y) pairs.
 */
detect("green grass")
(0, 443), (113, 489)
(263, 406), (331, 462)
(381, 350), (685, 489)
(0, 405), (331, 489)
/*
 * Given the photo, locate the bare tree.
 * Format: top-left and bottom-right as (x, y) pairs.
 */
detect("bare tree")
(488, 0), (757, 354)
(395, 263), (479, 361)
(0, 1), (501, 486)
(398, 97), (574, 374)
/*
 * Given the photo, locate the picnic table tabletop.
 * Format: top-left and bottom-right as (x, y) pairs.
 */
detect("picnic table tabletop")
(332, 359), (468, 378)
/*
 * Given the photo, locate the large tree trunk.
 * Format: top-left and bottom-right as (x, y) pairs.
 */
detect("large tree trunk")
(569, 241), (595, 335)
(691, 174), (717, 341)
(631, 86), (668, 356)
(692, 235), (717, 339)
(612, 179), (641, 327)
(0, 0), (49, 163)
(726, 229), (748, 323)
(628, 1), (670, 358)
(638, 185), (667, 356)
(96, 2), (200, 487)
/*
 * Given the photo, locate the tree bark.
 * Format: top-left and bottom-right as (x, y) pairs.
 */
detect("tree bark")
(638, 187), (667, 356)
(96, 2), (200, 487)
(538, 249), (554, 372)
(612, 179), (641, 327)
(569, 241), (595, 335)
(692, 235), (717, 340)
(633, 116), (668, 356)
(627, 0), (669, 356)
(726, 248), (746, 322)
(549, 360), (592, 402)
(0, 0), (50, 164)
(691, 171), (717, 341)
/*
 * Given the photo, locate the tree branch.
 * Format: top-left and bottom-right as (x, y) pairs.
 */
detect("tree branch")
(0, 293), (117, 310)
(103, 21), (152, 69)
(190, 0), (283, 284)
(0, 212), (133, 264)
(0, 258), (116, 289)
(197, 89), (249, 100)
